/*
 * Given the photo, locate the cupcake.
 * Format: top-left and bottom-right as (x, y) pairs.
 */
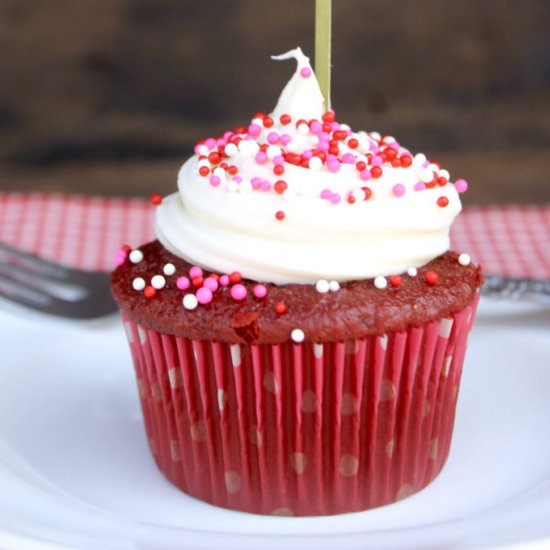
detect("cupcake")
(111, 47), (482, 516)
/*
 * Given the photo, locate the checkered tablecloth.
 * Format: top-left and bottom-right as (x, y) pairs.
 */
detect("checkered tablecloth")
(1, 192), (549, 278)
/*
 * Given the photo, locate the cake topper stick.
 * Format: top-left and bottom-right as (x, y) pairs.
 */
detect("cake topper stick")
(315, 0), (332, 110)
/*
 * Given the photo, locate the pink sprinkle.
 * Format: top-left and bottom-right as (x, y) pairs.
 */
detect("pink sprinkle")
(177, 276), (190, 290)
(223, 131), (233, 140)
(216, 138), (226, 146)
(273, 155), (285, 166)
(248, 123), (261, 137)
(317, 140), (330, 152)
(320, 189), (333, 199)
(341, 153), (355, 164)
(203, 277), (219, 291)
(205, 138), (216, 149)
(369, 143), (380, 153)
(389, 141), (400, 150)
(230, 284), (247, 301)
(327, 159), (341, 172)
(114, 251), (126, 266)
(300, 67), (312, 78)
(209, 175), (221, 187)
(255, 151), (267, 165)
(251, 178), (261, 190)
(219, 275), (230, 287)
(302, 150), (314, 160)
(310, 120), (322, 134)
(360, 169), (372, 181)
(330, 193), (342, 204)
(414, 182), (426, 191)
(280, 134), (291, 146)
(253, 284), (267, 298)
(194, 144), (203, 155)
(260, 181), (271, 191)
(267, 132), (279, 145)
(392, 184), (406, 197)
(454, 178), (469, 193)
(189, 266), (203, 278)
(371, 155), (383, 166)
(196, 287), (213, 305)
(330, 122), (340, 132)
(232, 176), (243, 183)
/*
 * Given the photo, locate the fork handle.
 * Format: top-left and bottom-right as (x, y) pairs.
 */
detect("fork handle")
(482, 274), (550, 304)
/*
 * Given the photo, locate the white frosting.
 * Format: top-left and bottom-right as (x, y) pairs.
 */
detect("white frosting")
(156, 48), (463, 284)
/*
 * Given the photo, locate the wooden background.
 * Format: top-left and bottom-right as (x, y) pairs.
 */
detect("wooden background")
(0, 0), (549, 205)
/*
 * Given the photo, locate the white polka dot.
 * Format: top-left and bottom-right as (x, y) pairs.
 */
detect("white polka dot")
(313, 343), (323, 358)
(429, 438), (439, 460)
(458, 253), (471, 266)
(423, 400), (431, 417)
(339, 455), (359, 476)
(151, 382), (162, 401)
(379, 334), (388, 350)
(301, 390), (317, 413)
(230, 344), (241, 367)
(163, 263), (176, 276)
(191, 420), (206, 442)
(407, 266), (418, 277)
(224, 471), (241, 493)
(374, 276), (387, 289)
(217, 389), (227, 411)
(151, 275), (166, 289)
(170, 440), (181, 461)
(137, 326), (147, 344)
(129, 249), (143, 263)
(315, 279), (330, 294)
(341, 393), (359, 415)
(289, 452), (307, 475)
(439, 318), (453, 338)
(168, 367), (182, 389)
(124, 322), (134, 343)
(183, 294), (198, 310)
(443, 355), (452, 377)
(136, 378), (147, 399)
(380, 379), (396, 401)
(385, 439), (394, 458)
(132, 277), (146, 291)
(263, 371), (279, 394)
(248, 426), (263, 447)
(291, 328), (305, 343)
(396, 483), (414, 501)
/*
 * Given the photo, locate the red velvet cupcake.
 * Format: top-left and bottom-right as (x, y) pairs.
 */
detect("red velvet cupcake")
(111, 48), (482, 516)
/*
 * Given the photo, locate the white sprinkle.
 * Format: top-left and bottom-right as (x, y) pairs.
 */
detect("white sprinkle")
(286, 140), (299, 152)
(329, 280), (340, 292)
(340, 123), (351, 132)
(163, 263), (176, 276)
(420, 168), (434, 183)
(129, 249), (143, 264)
(407, 267), (418, 277)
(297, 123), (309, 136)
(239, 180), (253, 193)
(439, 169), (450, 180)
(291, 328), (305, 343)
(308, 157), (323, 170)
(370, 131), (381, 141)
(428, 163), (440, 172)
(225, 143), (238, 157)
(315, 279), (330, 294)
(132, 277), (146, 291)
(197, 144), (209, 156)
(310, 135), (320, 145)
(414, 153), (427, 165)
(183, 294), (198, 310)
(238, 139), (250, 152)
(458, 253), (471, 266)
(374, 276), (388, 289)
(198, 159), (210, 169)
(151, 275), (166, 289)
(213, 167), (226, 179)
(266, 145), (282, 160)
(251, 117), (263, 126)
(247, 141), (260, 155)
(383, 135), (396, 143)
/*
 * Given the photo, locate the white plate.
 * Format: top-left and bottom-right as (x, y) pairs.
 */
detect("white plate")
(0, 298), (549, 550)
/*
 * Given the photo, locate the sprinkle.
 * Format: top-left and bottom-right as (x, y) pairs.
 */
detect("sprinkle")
(371, 166), (383, 179)
(329, 280), (340, 292)
(163, 263), (176, 276)
(400, 154), (413, 167)
(230, 284), (247, 301)
(230, 271), (242, 284)
(255, 151), (267, 164)
(320, 189), (332, 199)
(225, 143), (238, 156)
(219, 274), (230, 287)
(458, 253), (471, 266)
(196, 287), (213, 305)
(297, 123), (309, 136)
(327, 159), (341, 172)
(208, 151), (221, 164)
(192, 276), (204, 288)
(273, 165), (285, 176)
(348, 138), (359, 149)
(374, 276), (387, 289)
(204, 277), (219, 291)
(291, 328), (305, 343)
(437, 196), (449, 207)
(129, 249), (143, 264)
(253, 284), (267, 298)
(275, 211), (286, 221)
(454, 178), (469, 193)
(183, 294), (198, 310)
(151, 275), (166, 290)
(275, 302), (287, 315)
(248, 123), (261, 137)
(149, 193), (163, 206)
(114, 250), (127, 266)
(144, 286), (156, 299)
(176, 276), (190, 290)
(300, 67), (312, 78)
(392, 184), (406, 197)
(414, 153), (427, 165)
(132, 277), (146, 291)
(439, 169), (450, 180)
(329, 193), (341, 204)
(420, 168), (435, 183)
(425, 271), (439, 285)
(407, 267), (418, 277)
(316, 279), (330, 294)
(239, 180), (253, 193)
(390, 275), (402, 287)
(266, 145), (282, 159)
(414, 182), (426, 191)
(189, 266), (203, 278)
(274, 180), (288, 194)
(263, 116), (274, 128)
(341, 153), (355, 164)
(308, 156), (323, 170)
(280, 114), (291, 125)
(359, 169), (372, 181)
(209, 175), (221, 187)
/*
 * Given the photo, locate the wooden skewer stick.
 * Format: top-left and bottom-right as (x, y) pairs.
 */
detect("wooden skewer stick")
(315, 0), (332, 110)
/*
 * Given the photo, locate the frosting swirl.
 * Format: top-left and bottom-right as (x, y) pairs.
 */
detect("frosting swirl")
(156, 48), (465, 284)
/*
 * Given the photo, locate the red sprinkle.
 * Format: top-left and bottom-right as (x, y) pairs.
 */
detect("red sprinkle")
(437, 196), (449, 208)
(400, 155), (413, 167)
(230, 271), (242, 284)
(273, 165), (285, 176)
(198, 166), (210, 177)
(274, 180), (288, 194)
(144, 286), (156, 298)
(348, 138), (359, 149)
(361, 186), (373, 200)
(322, 111), (335, 123)
(425, 271), (439, 285)
(149, 193), (163, 206)
(263, 116), (274, 128)
(227, 165), (239, 176)
(438, 177), (448, 186)
(390, 275), (402, 287)
(356, 161), (367, 172)
(371, 166), (383, 179)
(208, 151), (221, 165)
(121, 244), (132, 253)
(192, 276), (204, 288)
(280, 114), (291, 125)
(275, 210), (285, 221)
(275, 302), (287, 315)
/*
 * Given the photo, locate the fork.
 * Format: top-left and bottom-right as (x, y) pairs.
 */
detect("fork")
(0, 242), (117, 319)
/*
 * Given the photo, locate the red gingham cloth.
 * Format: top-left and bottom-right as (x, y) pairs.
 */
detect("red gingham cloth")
(1, 192), (549, 278)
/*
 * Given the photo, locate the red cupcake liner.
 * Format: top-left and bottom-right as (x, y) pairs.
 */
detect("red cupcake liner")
(120, 294), (479, 516)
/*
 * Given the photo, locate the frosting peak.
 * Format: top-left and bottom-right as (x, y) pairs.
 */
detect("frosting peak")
(155, 50), (467, 284)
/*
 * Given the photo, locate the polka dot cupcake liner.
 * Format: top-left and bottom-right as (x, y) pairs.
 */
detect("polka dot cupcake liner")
(120, 294), (479, 516)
